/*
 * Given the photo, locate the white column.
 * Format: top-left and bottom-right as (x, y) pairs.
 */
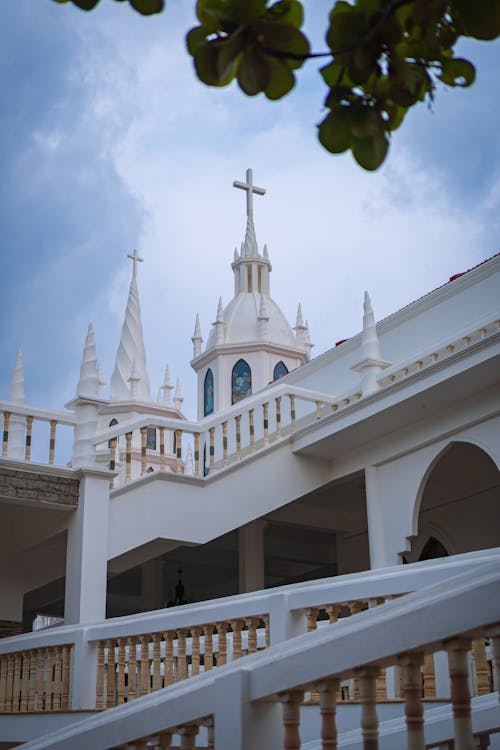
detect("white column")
(239, 519), (265, 593)
(365, 466), (390, 569)
(365, 465), (413, 569)
(64, 468), (112, 625)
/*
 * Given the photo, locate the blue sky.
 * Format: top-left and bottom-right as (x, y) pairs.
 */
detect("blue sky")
(1, 1), (499, 419)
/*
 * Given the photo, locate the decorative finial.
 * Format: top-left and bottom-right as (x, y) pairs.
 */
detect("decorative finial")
(77, 323), (99, 399)
(234, 247), (239, 262)
(160, 364), (174, 406)
(173, 377), (184, 411)
(192, 313), (203, 358)
(351, 290), (390, 396)
(233, 168), (266, 220)
(9, 349), (25, 403)
(304, 321), (314, 360)
(294, 303), (307, 348)
(263, 244), (269, 260)
(127, 248), (143, 280)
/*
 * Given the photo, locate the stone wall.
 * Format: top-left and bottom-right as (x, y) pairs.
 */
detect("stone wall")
(0, 467), (79, 507)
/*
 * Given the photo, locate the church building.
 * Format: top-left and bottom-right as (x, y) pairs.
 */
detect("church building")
(0, 169), (499, 749)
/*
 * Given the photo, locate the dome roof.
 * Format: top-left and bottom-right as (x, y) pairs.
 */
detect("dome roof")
(206, 292), (296, 350)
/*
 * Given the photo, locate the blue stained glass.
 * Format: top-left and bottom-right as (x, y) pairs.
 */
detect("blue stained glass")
(232, 359), (252, 404)
(273, 361), (288, 380)
(204, 369), (214, 416)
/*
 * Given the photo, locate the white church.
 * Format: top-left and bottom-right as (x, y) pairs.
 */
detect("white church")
(0, 169), (499, 749)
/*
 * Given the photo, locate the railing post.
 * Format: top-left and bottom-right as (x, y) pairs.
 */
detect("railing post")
(194, 432), (200, 476)
(140, 427), (147, 475)
(222, 421), (228, 466)
(263, 402), (269, 446)
(399, 652), (425, 750)
(447, 638), (474, 750)
(125, 431), (132, 482)
(176, 430), (182, 473)
(249, 409), (255, 452)
(235, 415), (242, 460)
(279, 690), (304, 750)
(318, 678), (339, 750)
(209, 427), (215, 474)
(357, 666), (380, 750)
(2, 411), (11, 456)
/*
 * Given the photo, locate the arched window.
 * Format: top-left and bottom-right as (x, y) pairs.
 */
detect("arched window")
(146, 427), (156, 450)
(232, 359), (252, 404)
(273, 361), (288, 380)
(419, 537), (449, 561)
(204, 369), (214, 416)
(109, 418), (118, 427)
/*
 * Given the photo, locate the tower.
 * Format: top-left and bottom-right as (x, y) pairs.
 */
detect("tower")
(191, 169), (310, 418)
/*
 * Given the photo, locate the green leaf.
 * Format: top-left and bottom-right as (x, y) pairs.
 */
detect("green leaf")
(229, 0), (267, 24)
(267, 0), (304, 28)
(237, 47), (270, 95)
(196, 0), (230, 30)
(264, 55), (295, 99)
(71, 0), (100, 9)
(351, 132), (389, 170)
(439, 57), (476, 87)
(129, 0), (164, 15)
(384, 102), (407, 131)
(255, 21), (310, 64)
(320, 61), (354, 88)
(186, 26), (208, 56)
(327, 9), (368, 52)
(452, 0), (500, 40)
(216, 36), (243, 79)
(318, 107), (353, 153)
(195, 43), (227, 86)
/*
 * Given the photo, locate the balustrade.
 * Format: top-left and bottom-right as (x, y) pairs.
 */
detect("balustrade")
(1, 406), (74, 467)
(94, 615), (268, 709)
(0, 644), (72, 713)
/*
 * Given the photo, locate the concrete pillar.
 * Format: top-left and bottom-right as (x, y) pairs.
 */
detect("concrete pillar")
(239, 519), (265, 593)
(141, 558), (164, 612)
(365, 465), (413, 569)
(64, 468), (113, 625)
(365, 466), (391, 569)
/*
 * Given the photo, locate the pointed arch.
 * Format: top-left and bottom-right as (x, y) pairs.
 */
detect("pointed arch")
(232, 359), (252, 404)
(204, 369), (214, 416)
(273, 361), (288, 381)
(418, 536), (449, 561)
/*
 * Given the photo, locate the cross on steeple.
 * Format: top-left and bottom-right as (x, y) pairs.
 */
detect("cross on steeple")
(233, 168), (266, 219)
(127, 248), (143, 279)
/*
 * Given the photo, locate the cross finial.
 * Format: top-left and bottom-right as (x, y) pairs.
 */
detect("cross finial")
(127, 248), (143, 279)
(233, 168), (266, 219)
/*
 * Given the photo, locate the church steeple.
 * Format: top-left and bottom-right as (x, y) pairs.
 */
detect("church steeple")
(110, 250), (151, 402)
(231, 168), (271, 295)
(9, 349), (25, 403)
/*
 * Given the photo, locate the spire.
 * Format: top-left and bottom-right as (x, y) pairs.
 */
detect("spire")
(128, 358), (141, 401)
(213, 297), (225, 346)
(362, 291), (381, 360)
(77, 323), (99, 398)
(294, 303), (307, 348)
(263, 244), (269, 260)
(258, 294), (270, 339)
(173, 377), (184, 411)
(234, 247), (239, 262)
(233, 168), (266, 258)
(9, 349), (25, 403)
(304, 321), (314, 360)
(351, 291), (391, 396)
(184, 444), (194, 476)
(192, 313), (203, 358)
(110, 255), (151, 402)
(160, 364), (174, 406)
(7, 350), (26, 459)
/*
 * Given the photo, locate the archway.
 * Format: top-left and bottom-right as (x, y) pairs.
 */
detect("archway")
(408, 442), (499, 561)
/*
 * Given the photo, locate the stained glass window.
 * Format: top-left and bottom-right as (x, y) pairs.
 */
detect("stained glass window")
(109, 418), (118, 427)
(273, 361), (289, 380)
(232, 359), (252, 404)
(204, 369), (214, 416)
(146, 427), (156, 450)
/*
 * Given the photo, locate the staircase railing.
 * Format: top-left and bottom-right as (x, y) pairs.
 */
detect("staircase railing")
(1, 548), (499, 720)
(11, 557), (500, 749)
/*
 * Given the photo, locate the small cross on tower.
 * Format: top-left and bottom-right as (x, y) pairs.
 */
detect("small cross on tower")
(127, 248), (143, 279)
(233, 168), (266, 219)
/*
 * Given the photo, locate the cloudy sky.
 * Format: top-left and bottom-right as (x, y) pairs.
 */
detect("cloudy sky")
(1, 1), (499, 420)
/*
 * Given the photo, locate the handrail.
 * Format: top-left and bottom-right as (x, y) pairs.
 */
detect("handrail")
(12, 560), (500, 749)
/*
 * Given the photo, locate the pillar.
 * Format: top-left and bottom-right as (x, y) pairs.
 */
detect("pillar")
(64, 468), (112, 625)
(239, 519), (265, 593)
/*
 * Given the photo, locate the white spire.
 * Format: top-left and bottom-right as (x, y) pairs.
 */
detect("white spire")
(351, 291), (390, 396)
(213, 297), (225, 346)
(263, 244), (269, 260)
(7, 350), (26, 459)
(160, 364), (174, 406)
(77, 323), (99, 398)
(184, 444), (194, 476)
(294, 303), (307, 348)
(192, 313), (203, 358)
(234, 247), (239, 262)
(362, 291), (381, 360)
(173, 377), (184, 411)
(258, 294), (270, 339)
(304, 321), (314, 360)
(9, 349), (25, 403)
(110, 256), (151, 402)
